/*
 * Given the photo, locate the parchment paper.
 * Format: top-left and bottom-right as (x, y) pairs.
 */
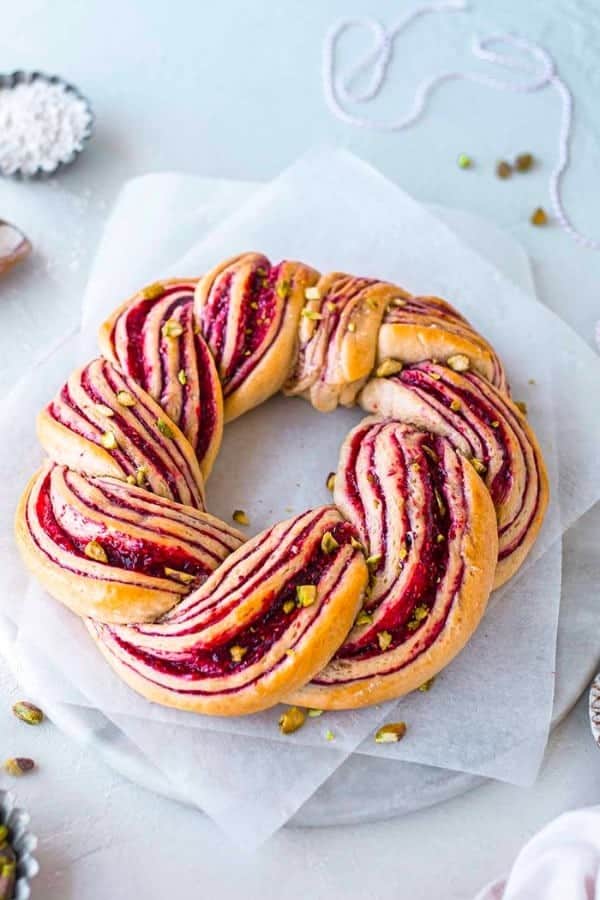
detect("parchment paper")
(2, 149), (600, 847)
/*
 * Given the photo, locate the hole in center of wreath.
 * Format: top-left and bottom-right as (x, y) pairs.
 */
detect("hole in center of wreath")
(206, 394), (364, 536)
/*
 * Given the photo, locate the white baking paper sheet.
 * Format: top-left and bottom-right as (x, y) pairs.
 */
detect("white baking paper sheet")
(2, 149), (600, 847)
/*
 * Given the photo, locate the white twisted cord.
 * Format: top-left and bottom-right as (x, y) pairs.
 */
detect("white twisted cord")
(323, 4), (600, 251)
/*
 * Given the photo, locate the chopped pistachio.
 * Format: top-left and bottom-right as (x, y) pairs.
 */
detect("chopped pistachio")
(398, 543), (408, 561)
(320, 531), (339, 554)
(447, 353), (470, 372)
(366, 554), (382, 570)
(301, 308), (323, 321)
(126, 475), (136, 485)
(450, 398), (461, 412)
(93, 403), (114, 417)
(0, 824), (8, 844)
(232, 509), (249, 526)
(84, 540), (108, 563)
(250, 301), (258, 310)
(457, 153), (472, 169)
(308, 708), (324, 718)
(470, 457), (487, 476)
(515, 400), (528, 415)
(162, 318), (184, 339)
(347, 322), (357, 333)
(434, 489), (446, 516)
(422, 444), (438, 463)
(375, 722), (407, 743)
(156, 418), (175, 438)
(142, 282), (165, 300)
(407, 605), (429, 631)
(296, 584), (317, 607)
(326, 301), (336, 312)
(276, 280), (291, 300)
(285, 649), (296, 658)
(355, 609), (373, 627)
(304, 285), (321, 301)
(177, 369), (188, 386)
(100, 431), (118, 450)
(116, 390), (136, 407)
(326, 472), (336, 492)
(282, 600), (296, 614)
(429, 371), (441, 381)
(377, 630), (392, 651)
(279, 706), (306, 735)
(350, 536), (365, 553)
(229, 645), (247, 663)
(490, 420), (500, 428)
(418, 677), (436, 692)
(135, 465), (148, 486)
(375, 358), (403, 378)
(12, 701), (44, 726)
(325, 729), (335, 741)
(164, 567), (195, 584)
(436, 534), (445, 543)
(4, 757), (35, 776)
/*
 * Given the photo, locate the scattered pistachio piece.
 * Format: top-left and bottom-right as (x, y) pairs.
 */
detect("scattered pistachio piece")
(4, 757), (35, 776)
(308, 709), (324, 718)
(142, 282), (164, 300)
(304, 286), (321, 301)
(325, 729), (335, 742)
(282, 600), (296, 614)
(398, 543), (408, 561)
(279, 706), (306, 735)
(301, 308), (323, 320)
(156, 418), (175, 438)
(162, 318), (184, 339)
(229, 645), (247, 663)
(355, 609), (373, 627)
(496, 160), (512, 179)
(100, 431), (118, 450)
(249, 301), (258, 310)
(515, 400), (528, 415)
(366, 554), (382, 571)
(375, 722), (407, 743)
(530, 207), (548, 226)
(350, 536), (365, 553)
(116, 390), (136, 407)
(377, 630), (392, 651)
(276, 280), (291, 300)
(347, 322), (357, 333)
(490, 420), (500, 429)
(418, 677), (436, 692)
(93, 403), (114, 417)
(375, 358), (403, 378)
(326, 301), (336, 312)
(436, 534), (445, 543)
(515, 152), (534, 172)
(407, 605), (429, 631)
(84, 540), (108, 563)
(135, 465), (148, 487)
(447, 353), (470, 372)
(12, 701), (44, 726)
(177, 369), (188, 386)
(126, 475), (136, 485)
(164, 567), (195, 584)
(457, 153), (472, 169)
(320, 531), (339, 554)
(0, 824), (8, 844)
(434, 489), (446, 516)
(326, 472), (336, 492)
(450, 398), (461, 412)
(285, 649), (296, 658)
(296, 584), (317, 607)
(232, 509), (249, 526)
(470, 457), (487, 476)
(422, 444), (438, 463)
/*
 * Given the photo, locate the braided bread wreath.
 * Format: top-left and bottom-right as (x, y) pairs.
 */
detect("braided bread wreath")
(14, 252), (549, 716)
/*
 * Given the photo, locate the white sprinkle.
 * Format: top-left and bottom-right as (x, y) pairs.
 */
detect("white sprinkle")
(0, 80), (92, 176)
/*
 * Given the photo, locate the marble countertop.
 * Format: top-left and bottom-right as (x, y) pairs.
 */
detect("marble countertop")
(1, 2), (599, 897)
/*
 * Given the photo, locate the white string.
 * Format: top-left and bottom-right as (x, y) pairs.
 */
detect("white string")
(323, 3), (600, 251)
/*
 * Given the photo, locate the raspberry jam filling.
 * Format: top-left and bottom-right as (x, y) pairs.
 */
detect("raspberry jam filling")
(112, 520), (358, 679)
(35, 472), (206, 581)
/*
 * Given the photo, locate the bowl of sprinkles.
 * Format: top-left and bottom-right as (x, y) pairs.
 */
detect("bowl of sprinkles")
(0, 70), (94, 178)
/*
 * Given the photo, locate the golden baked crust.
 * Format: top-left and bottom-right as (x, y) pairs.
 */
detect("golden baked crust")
(15, 463), (244, 624)
(359, 362), (549, 588)
(88, 507), (368, 715)
(98, 278), (224, 479)
(288, 418), (498, 710)
(195, 253), (319, 421)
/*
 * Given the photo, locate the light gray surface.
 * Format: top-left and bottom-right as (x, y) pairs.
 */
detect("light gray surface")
(1, 2), (600, 898)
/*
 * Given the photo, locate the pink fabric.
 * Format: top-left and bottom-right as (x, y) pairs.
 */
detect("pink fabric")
(475, 807), (600, 899)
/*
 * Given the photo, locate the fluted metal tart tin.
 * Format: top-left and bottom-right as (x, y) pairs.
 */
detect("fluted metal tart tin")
(590, 674), (600, 748)
(0, 70), (94, 179)
(0, 790), (38, 899)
